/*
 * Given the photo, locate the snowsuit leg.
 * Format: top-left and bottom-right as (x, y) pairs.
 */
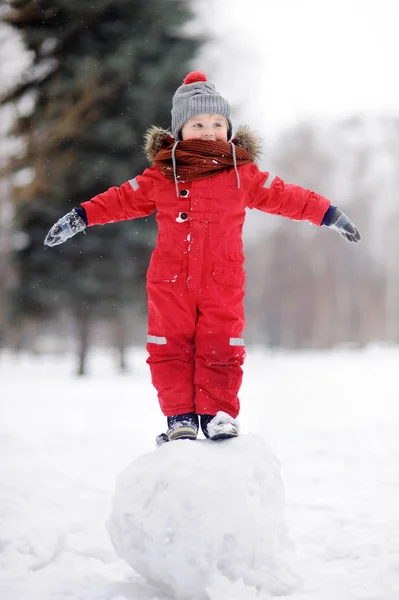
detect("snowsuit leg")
(146, 273), (197, 416)
(146, 262), (246, 419)
(193, 283), (246, 418)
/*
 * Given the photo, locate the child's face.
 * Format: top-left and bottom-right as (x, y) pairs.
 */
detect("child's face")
(181, 113), (229, 142)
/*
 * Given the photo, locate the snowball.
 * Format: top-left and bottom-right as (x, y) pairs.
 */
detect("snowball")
(107, 434), (299, 600)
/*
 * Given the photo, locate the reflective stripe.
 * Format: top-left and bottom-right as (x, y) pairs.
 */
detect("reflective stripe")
(147, 335), (167, 345)
(229, 337), (245, 346)
(129, 177), (139, 191)
(263, 173), (276, 189)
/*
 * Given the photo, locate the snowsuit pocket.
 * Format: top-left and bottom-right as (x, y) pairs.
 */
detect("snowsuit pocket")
(212, 263), (246, 288)
(147, 261), (182, 283)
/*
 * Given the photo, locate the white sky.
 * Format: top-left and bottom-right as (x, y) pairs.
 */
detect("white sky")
(196, 0), (399, 133)
(2, 2), (398, 135)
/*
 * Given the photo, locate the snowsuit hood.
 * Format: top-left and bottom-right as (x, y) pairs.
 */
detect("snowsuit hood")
(143, 125), (262, 165)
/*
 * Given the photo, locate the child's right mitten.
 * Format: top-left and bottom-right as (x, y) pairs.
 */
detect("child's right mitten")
(44, 208), (86, 247)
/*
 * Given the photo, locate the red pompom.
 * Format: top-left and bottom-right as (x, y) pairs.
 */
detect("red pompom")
(183, 71), (207, 84)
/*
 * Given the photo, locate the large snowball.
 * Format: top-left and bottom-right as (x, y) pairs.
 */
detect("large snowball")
(107, 434), (299, 599)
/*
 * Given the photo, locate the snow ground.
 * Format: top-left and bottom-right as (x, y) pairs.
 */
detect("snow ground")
(1, 346), (399, 599)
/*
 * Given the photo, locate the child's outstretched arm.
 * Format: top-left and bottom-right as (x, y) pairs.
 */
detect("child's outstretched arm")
(243, 164), (361, 243)
(44, 168), (157, 247)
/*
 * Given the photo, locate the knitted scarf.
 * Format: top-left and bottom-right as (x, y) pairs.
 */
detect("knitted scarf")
(153, 138), (251, 185)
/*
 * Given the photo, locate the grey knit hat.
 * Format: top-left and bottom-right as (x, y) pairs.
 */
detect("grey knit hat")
(171, 71), (232, 140)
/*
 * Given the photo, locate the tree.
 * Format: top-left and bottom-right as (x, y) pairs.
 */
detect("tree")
(244, 117), (387, 349)
(1, 0), (201, 372)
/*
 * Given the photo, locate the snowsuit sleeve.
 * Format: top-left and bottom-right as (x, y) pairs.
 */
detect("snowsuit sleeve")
(81, 167), (157, 226)
(242, 163), (330, 226)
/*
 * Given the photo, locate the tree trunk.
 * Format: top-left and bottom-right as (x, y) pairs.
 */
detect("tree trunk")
(113, 312), (128, 373)
(76, 307), (90, 376)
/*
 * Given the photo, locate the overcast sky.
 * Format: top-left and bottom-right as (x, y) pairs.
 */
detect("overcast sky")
(1, 1), (397, 135)
(195, 0), (399, 134)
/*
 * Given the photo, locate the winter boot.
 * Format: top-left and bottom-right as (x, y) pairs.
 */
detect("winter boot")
(166, 412), (199, 441)
(155, 432), (169, 447)
(200, 411), (239, 441)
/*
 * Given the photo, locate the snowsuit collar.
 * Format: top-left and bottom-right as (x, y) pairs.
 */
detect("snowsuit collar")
(144, 126), (262, 196)
(144, 125), (262, 164)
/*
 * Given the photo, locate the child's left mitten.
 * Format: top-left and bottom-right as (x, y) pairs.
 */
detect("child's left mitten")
(327, 208), (361, 243)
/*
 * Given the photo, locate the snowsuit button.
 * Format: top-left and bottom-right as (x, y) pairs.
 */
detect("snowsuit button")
(180, 189), (189, 197)
(180, 212), (188, 220)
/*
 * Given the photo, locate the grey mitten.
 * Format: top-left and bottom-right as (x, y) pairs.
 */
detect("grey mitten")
(44, 208), (86, 246)
(329, 208), (361, 243)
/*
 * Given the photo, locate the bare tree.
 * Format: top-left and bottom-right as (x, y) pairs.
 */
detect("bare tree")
(245, 116), (390, 349)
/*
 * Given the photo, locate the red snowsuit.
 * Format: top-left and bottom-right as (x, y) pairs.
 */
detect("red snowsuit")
(82, 138), (330, 419)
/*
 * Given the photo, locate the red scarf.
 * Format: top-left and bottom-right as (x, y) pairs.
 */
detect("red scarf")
(153, 138), (251, 182)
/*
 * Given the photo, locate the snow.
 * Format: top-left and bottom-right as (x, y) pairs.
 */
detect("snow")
(1, 346), (399, 599)
(206, 410), (238, 439)
(107, 434), (297, 599)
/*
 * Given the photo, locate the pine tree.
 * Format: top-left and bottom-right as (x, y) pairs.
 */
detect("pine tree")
(1, 0), (201, 372)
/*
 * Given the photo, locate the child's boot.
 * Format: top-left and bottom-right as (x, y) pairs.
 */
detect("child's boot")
(166, 412), (199, 441)
(200, 411), (239, 440)
(155, 432), (169, 447)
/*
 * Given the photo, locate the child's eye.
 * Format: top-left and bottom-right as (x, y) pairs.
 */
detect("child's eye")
(214, 123), (223, 127)
(193, 123), (203, 128)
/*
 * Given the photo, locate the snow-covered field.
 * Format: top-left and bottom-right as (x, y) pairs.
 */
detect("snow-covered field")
(1, 346), (399, 599)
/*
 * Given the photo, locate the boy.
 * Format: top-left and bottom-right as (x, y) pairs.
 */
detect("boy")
(44, 71), (360, 444)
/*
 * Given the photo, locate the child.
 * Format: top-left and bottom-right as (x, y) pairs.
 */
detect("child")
(44, 71), (361, 444)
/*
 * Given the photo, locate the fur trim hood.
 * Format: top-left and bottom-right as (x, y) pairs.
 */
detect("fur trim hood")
(143, 125), (262, 164)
